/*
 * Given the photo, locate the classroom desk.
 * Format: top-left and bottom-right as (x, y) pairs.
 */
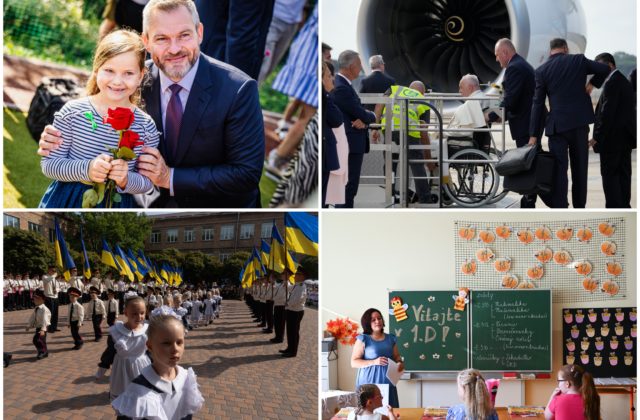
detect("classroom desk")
(333, 407), (544, 420)
(595, 385), (636, 420)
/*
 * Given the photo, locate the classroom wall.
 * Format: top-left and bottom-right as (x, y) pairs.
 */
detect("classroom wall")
(321, 211), (636, 419)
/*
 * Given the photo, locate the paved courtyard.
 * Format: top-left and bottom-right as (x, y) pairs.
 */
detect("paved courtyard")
(3, 299), (318, 419)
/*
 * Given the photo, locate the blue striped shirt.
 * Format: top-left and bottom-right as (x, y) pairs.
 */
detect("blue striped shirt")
(41, 97), (160, 194)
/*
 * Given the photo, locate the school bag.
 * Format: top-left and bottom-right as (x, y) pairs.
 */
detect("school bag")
(26, 77), (84, 142)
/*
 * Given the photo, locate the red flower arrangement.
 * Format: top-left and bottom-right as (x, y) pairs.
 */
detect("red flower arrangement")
(82, 107), (143, 208)
(325, 317), (359, 345)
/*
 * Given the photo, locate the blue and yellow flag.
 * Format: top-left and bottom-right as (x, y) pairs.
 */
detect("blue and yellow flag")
(160, 263), (169, 283)
(114, 244), (134, 281)
(101, 239), (120, 271)
(54, 218), (76, 281)
(127, 249), (147, 280)
(241, 248), (266, 287)
(79, 225), (91, 280)
(260, 240), (271, 268)
(269, 224), (286, 273)
(285, 213), (318, 256)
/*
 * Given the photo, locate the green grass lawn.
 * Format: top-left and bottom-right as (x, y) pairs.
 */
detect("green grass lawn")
(4, 107), (280, 208)
(3, 107), (51, 208)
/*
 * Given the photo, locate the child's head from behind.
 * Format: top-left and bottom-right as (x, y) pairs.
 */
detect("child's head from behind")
(147, 315), (185, 370)
(86, 29), (146, 105)
(457, 369), (492, 419)
(124, 295), (146, 329)
(356, 384), (383, 412)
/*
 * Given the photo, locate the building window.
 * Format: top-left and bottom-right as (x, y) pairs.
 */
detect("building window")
(219, 253), (230, 262)
(184, 228), (194, 243)
(202, 228), (214, 241)
(261, 223), (272, 238)
(220, 225), (234, 241)
(28, 222), (42, 233)
(240, 224), (254, 239)
(49, 228), (55, 243)
(150, 231), (161, 244)
(3, 215), (19, 228)
(167, 229), (178, 243)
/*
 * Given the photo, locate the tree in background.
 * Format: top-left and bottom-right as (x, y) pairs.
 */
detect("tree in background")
(3, 227), (53, 276)
(67, 212), (152, 252)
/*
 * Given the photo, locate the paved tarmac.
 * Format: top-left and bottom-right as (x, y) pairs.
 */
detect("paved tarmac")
(3, 299), (318, 419)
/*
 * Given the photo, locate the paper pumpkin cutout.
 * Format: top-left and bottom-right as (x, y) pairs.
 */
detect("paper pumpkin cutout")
(553, 249), (572, 265)
(461, 260), (477, 275)
(517, 229), (534, 244)
(535, 247), (553, 263)
(495, 225), (512, 240)
(606, 261), (623, 277)
(494, 258), (512, 273)
(458, 226), (476, 241)
(598, 222), (616, 237)
(582, 278), (598, 293)
(475, 247), (495, 263)
(577, 227), (593, 243)
(517, 280), (536, 289)
(573, 260), (592, 276)
(478, 230), (496, 244)
(534, 225), (552, 242)
(601, 279), (620, 296)
(601, 241), (617, 256)
(556, 226), (573, 241)
(389, 296), (409, 322)
(501, 274), (519, 289)
(526, 264), (544, 280)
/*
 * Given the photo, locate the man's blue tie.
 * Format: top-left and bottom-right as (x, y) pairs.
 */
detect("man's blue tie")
(165, 84), (183, 159)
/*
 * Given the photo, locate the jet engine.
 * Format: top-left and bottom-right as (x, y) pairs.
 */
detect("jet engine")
(357, 0), (587, 92)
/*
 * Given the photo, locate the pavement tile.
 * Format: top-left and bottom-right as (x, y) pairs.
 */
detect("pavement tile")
(4, 299), (318, 418)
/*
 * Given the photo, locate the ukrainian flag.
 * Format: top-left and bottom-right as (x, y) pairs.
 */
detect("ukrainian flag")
(101, 239), (120, 271)
(285, 213), (318, 256)
(114, 244), (135, 281)
(160, 263), (169, 283)
(260, 240), (271, 268)
(80, 225), (91, 280)
(54, 218), (76, 281)
(127, 249), (147, 280)
(239, 254), (253, 288)
(269, 224), (286, 273)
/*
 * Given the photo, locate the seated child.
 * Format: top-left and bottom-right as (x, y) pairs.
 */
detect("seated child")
(447, 369), (498, 420)
(348, 384), (397, 420)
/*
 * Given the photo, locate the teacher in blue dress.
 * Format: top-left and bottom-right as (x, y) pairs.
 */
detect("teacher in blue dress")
(351, 308), (404, 408)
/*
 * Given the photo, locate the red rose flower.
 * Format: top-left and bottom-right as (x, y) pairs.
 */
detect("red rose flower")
(104, 107), (135, 131)
(119, 130), (143, 149)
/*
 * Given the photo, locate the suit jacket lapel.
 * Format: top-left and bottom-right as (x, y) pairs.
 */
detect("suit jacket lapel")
(145, 65), (165, 158)
(174, 56), (214, 165)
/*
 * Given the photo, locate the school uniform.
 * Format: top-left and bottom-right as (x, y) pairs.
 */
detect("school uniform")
(103, 277), (115, 300)
(87, 297), (107, 341)
(107, 297), (119, 326)
(68, 299), (85, 349)
(116, 280), (126, 313)
(263, 283), (275, 333)
(257, 285), (267, 327)
(112, 364), (204, 419)
(283, 282), (307, 357)
(42, 274), (59, 332)
(27, 303), (51, 357)
(3, 278), (10, 311)
(271, 282), (288, 343)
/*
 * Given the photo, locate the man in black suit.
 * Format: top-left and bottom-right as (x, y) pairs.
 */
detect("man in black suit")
(590, 53), (636, 208)
(331, 50), (377, 208)
(529, 38), (609, 208)
(495, 38), (544, 208)
(359, 55), (395, 111)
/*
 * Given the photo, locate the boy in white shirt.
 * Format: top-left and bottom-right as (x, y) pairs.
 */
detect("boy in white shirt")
(26, 289), (51, 359)
(67, 287), (85, 350)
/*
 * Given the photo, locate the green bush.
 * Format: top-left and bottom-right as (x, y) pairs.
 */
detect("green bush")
(4, 0), (99, 68)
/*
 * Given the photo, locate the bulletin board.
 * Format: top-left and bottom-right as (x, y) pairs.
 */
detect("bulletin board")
(562, 307), (636, 378)
(454, 218), (627, 303)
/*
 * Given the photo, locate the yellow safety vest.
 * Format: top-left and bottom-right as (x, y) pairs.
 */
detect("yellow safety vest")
(381, 85), (430, 138)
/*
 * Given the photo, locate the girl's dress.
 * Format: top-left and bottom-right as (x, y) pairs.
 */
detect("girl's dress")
(203, 298), (216, 321)
(112, 364), (204, 420)
(109, 321), (152, 400)
(271, 4), (318, 108)
(190, 300), (203, 324)
(39, 97), (160, 208)
(355, 333), (399, 408)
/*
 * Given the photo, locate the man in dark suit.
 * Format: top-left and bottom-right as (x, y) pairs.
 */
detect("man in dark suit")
(331, 50), (377, 208)
(529, 38), (609, 208)
(359, 55), (395, 111)
(495, 38), (544, 208)
(590, 53), (636, 208)
(195, 0), (275, 80)
(39, 0), (264, 208)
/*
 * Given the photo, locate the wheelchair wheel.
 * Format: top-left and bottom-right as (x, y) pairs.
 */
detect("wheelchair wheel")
(443, 148), (499, 207)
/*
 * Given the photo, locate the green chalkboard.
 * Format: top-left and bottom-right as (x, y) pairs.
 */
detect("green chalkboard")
(388, 290), (468, 371)
(471, 289), (552, 372)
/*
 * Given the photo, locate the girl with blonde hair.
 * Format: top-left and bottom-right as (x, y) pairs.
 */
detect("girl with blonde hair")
(447, 369), (498, 420)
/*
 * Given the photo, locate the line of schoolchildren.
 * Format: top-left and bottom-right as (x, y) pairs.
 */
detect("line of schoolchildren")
(244, 263), (310, 358)
(19, 265), (208, 418)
